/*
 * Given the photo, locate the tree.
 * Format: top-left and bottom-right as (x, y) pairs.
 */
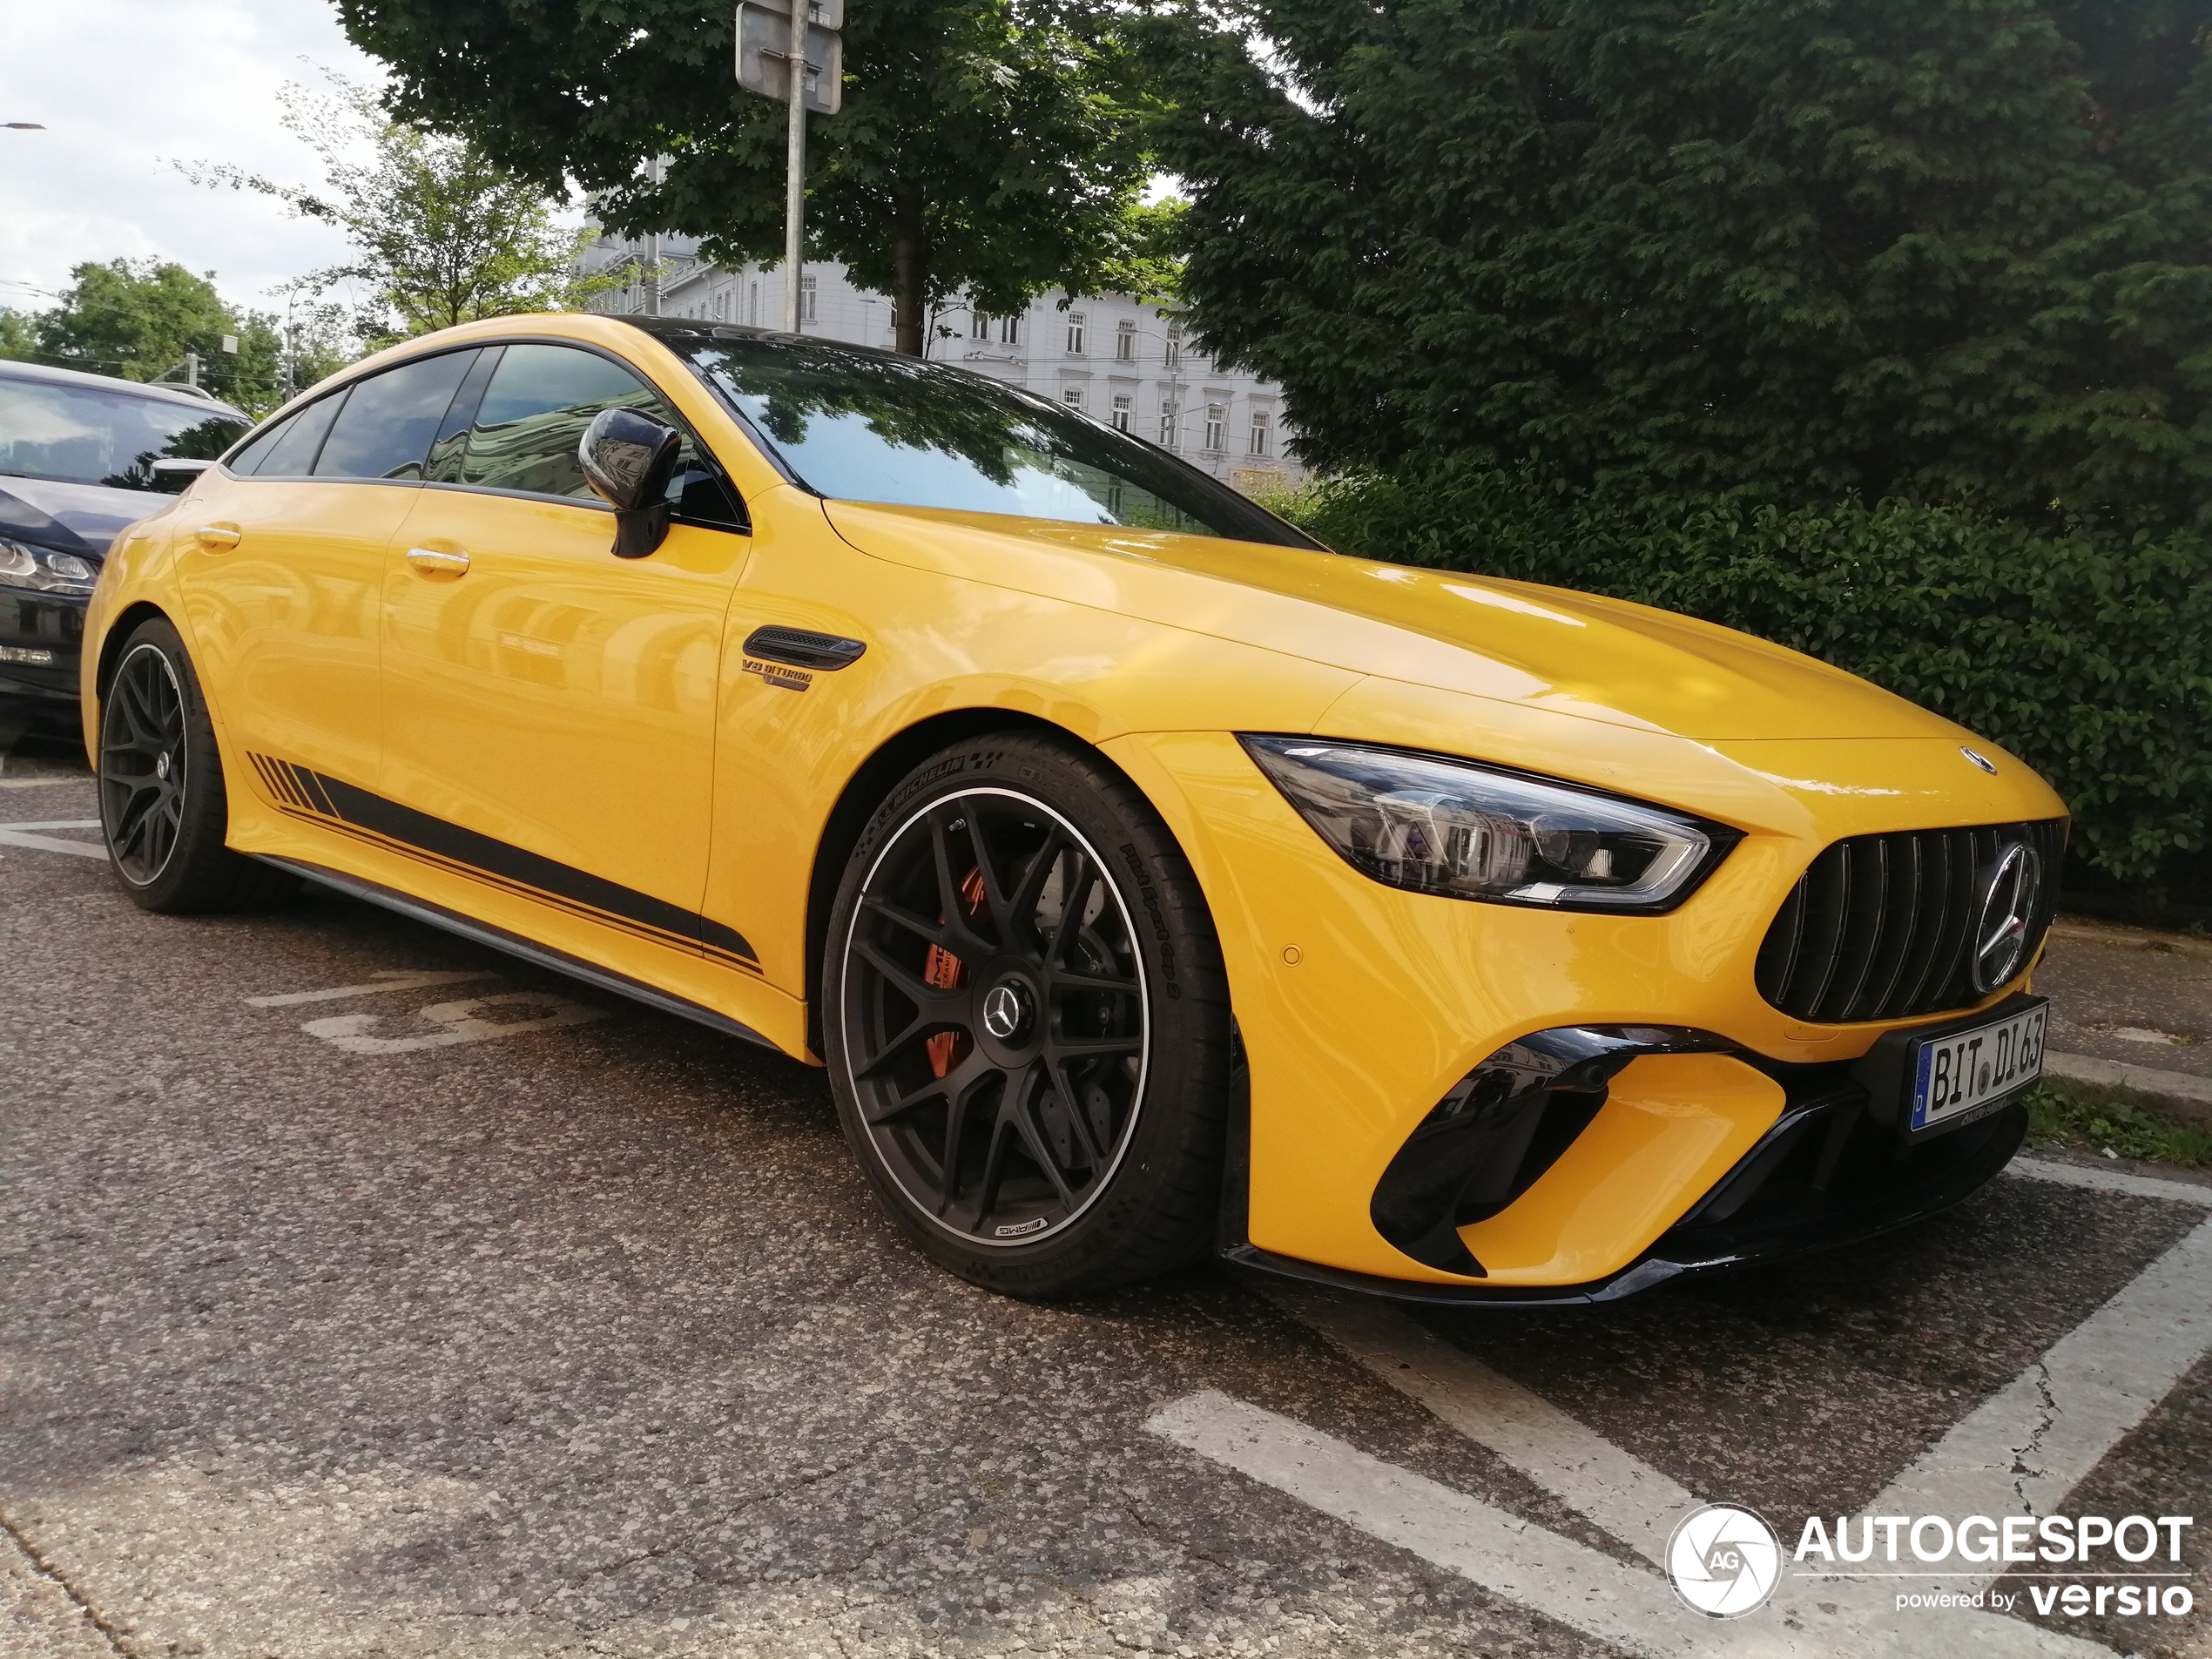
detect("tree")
(1138, 0), (2212, 529)
(182, 76), (610, 347)
(6, 260), (347, 415)
(337, 0), (1155, 354)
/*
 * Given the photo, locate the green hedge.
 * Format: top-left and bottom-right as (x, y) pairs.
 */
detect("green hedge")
(1259, 466), (2212, 889)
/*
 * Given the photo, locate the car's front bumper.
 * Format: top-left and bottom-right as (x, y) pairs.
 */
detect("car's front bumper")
(1109, 725), (2066, 1293)
(0, 587), (88, 737)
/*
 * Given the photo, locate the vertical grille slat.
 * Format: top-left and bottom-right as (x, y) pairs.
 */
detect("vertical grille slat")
(1753, 818), (2066, 1025)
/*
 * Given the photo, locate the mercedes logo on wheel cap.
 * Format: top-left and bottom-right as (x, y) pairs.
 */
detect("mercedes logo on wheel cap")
(1972, 840), (2043, 993)
(981, 981), (1031, 1042)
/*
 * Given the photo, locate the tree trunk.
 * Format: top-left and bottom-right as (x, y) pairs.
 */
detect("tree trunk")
(893, 191), (927, 355)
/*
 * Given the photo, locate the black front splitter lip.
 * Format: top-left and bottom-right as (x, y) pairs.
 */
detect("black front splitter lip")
(1221, 1101), (2027, 1309)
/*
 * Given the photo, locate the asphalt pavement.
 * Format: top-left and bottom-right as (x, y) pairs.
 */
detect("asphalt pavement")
(4, 749), (2209, 1659)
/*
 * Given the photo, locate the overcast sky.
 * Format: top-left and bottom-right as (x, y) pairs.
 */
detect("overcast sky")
(0, 0), (388, 318)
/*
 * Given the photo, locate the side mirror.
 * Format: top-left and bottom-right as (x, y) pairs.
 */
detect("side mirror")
(578, 407), (683, 559)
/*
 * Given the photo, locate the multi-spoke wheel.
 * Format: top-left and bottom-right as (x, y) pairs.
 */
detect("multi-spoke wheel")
(99, 640), (189, 886)
(826, 735), (1232, 1297)
(95, 617), (295, 913)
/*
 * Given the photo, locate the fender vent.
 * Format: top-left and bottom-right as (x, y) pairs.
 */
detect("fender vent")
(742, 625), (866, 671)
(1754, 819), (2066, 1025)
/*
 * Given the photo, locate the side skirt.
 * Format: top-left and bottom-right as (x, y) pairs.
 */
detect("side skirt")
(257, 853), (780, 1054)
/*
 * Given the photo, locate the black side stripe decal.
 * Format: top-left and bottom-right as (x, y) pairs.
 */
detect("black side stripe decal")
(249, 752), (758, 966)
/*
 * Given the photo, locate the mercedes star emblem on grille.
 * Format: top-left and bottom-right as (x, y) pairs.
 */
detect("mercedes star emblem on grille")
(1971, 840), (2043, 992)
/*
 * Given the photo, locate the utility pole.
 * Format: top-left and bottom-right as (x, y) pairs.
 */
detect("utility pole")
(734, 0), (844, 333)
(782, 3), (806, 332)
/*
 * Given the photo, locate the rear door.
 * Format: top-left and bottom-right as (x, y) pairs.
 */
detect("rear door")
(179, 349), (479, 792)
(377, 341), (753, 966)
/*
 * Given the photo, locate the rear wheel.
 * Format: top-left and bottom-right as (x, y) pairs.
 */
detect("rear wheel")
(824, 734), (1232, 1297)
(98, 617), (294, 913)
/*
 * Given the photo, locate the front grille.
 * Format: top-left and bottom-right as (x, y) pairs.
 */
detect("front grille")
(1754, 819), (2066, 1024)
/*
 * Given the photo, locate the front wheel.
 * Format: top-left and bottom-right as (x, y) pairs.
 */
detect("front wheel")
(823, 734), (1232, 1298)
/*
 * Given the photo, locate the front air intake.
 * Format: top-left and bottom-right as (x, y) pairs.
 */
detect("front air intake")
(1754, 819), (2067, 1025)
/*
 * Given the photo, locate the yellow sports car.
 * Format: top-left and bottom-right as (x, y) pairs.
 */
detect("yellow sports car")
(80, 314), (2065, 1301)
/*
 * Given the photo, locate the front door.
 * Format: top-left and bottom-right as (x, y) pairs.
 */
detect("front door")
(378, 341), (752, 965)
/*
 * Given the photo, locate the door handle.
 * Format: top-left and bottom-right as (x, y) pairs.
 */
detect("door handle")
(192, 523), (241, 550)
(405, 547), (470, 578)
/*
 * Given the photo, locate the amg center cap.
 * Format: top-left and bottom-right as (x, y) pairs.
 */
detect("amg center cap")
(981, 977), (1035, 1043)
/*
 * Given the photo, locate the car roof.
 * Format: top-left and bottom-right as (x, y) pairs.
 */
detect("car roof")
(0, 356), (249, 420)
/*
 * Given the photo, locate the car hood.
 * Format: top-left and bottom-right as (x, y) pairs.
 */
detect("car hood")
(0, 474), (162, 559)
(821, 501), (1960, 743)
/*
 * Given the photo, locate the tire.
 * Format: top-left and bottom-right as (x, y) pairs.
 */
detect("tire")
(96, 617), (297, 914)
(823, 733), (1233, 1298)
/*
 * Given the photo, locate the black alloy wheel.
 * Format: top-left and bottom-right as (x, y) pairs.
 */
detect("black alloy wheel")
(825, 735), (1233, 1298)
(841, 787), (1150, 1245)
(95, 616), (297, 914)
(99, 640), (189, 886)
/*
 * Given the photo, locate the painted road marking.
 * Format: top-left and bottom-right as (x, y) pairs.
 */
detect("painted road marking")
(0, 777), (84, 789)
(1860, 1213), (2212, 1583)
(0, 819), (105, 860)
(245, 969), (500, 1008)
(2010, 1154), (2212, 1207)
(1145, 1393), (2099, 1657)
(300, 992), (605, 1054)
(1271, 1286), (1696, 1568)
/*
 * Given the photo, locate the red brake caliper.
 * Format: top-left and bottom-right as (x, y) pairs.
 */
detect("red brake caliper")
(923, 867), (989, 1078)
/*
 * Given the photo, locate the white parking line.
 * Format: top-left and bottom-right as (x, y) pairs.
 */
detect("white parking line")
(1865, 1213), (2212, 1581)
(0, 777), (84, 789)
(245, 969), (500, 1008)
(1146, 1392), (2100, 1657)
(0, 819), (105, 860)
(1270, 1287), (1697, 1567)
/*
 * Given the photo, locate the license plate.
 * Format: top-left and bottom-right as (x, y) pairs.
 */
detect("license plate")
(1909, 1001), (2047, 1137)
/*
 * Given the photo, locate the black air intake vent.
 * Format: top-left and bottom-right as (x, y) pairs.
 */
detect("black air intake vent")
(1754, 819), (2066, 1025)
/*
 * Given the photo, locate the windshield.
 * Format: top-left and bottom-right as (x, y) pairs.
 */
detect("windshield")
(655, 327), (1318, 549)
(0, 374), (249, 493)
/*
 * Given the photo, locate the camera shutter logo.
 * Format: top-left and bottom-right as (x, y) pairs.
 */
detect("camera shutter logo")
(1971, 840), (2042, 993)
(1667, 1504), (1782, 1618)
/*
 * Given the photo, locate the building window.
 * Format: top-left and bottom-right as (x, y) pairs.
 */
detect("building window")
(748, 282), (759, 326)
(1066, 312), (1085, 355)
(971, 312), (989, 341)
(1000, 315), (1021, 347)
(1204, 402), (1225, 451)
(1110, 393), (1133, 432)
(1164, 328), (1181, 369)
(1116, 320), (1136, 361)
(800, 274), (819, 324)
(1062, 386), (1086, 412)
(1249, 408), (1271, 456)
(1157, 401), (1179, 448)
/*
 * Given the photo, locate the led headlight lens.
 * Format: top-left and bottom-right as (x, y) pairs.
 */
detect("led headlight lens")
(1240, 735), (1737, 912)
(0, 540), (98, 597)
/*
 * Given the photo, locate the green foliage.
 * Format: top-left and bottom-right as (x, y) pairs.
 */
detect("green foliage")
(1142, 0), (2212, 529)
(2025, 1081), (2212, 1167)
(181, 77), (609, 347)
(336, 0), (1154, 353)
(1258, 464), (2212, 886)
(7, 260), (347, 416)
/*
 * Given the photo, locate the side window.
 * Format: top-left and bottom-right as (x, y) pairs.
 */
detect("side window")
(241, 393), (346, 477)
(314, 350), (478, 482)
(456, 343), (743, 528)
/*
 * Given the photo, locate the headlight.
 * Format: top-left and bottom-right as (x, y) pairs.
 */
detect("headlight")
(1239, 735), (1737, 913)
(0, 540), (98, 597)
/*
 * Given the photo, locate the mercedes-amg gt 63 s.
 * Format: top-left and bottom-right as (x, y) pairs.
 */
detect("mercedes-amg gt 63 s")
(79, 314), (2064, 1301)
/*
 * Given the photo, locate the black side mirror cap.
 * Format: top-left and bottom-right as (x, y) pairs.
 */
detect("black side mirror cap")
(577, 407), (683, 559)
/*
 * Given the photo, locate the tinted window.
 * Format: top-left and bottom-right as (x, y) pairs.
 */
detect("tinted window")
(656, 328), (1318, 548)
(314, 351), (475, 481)
(455, 343), (740, 525)
(243, 393), (346, 478)
(0, 375), (248, 493)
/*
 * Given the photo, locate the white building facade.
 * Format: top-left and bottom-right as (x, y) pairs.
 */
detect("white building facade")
(580, 233), (1307, 495)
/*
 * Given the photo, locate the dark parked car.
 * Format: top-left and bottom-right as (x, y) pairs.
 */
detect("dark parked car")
(0, 361), (248, 738)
